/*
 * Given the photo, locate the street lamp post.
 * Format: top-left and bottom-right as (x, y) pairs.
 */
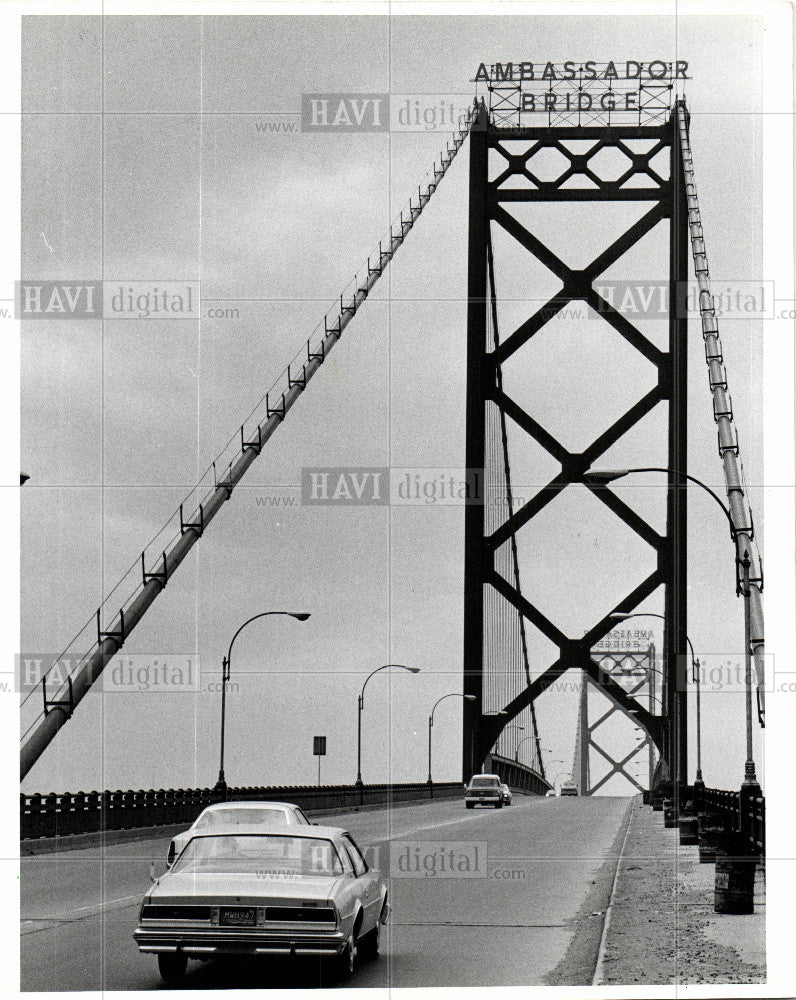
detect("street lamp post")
(541, 750), (563, 791)
(428, 693), (476, 789)
(216, 611), (310, 793)
(740, 553), (758, 789)
(515, 735), (536, 764)
(552, 770), (571, 793)
(356, 664), (420, 788)
(503, 723), (525, 760)
(588, 467), (762, 799)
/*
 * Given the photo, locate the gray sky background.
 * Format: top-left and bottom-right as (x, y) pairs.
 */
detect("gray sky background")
(20, 13), (765, 794)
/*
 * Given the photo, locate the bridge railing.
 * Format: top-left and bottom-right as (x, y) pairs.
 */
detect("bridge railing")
(686, 783), (765, 857)
(20, 782), (465, 841)
(486, 753), (552, 796)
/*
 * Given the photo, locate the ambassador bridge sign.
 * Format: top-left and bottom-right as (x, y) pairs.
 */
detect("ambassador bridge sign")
(473, 60), (689, 126)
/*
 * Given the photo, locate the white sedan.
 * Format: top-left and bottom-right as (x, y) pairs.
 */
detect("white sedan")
(136, 826), (388, 983)
(166, 801), (311, 866)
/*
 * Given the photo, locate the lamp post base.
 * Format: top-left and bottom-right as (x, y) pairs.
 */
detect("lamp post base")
(742, 761), (760, 789)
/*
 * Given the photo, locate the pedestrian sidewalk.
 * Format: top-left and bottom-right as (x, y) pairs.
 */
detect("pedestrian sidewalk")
(597, 798), (765, 986)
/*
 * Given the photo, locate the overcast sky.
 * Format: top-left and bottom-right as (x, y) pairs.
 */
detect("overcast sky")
(20, 12), (765, 794)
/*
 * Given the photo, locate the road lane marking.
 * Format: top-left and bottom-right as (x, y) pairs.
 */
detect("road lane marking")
(21, 892), (142, 929)
(395, 921), (567, 928)
(365, 809), (526, 842)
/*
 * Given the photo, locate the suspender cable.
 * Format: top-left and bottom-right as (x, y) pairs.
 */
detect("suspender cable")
(486, 234), (546, 781)
(676, 102), (765, 725)
(21, 102), (480, 780)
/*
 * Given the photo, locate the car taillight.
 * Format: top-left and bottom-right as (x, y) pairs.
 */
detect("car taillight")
(265, 906), (336, 922)
(141, 905), (212, 920)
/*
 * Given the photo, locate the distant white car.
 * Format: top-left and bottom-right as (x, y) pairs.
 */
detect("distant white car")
(545, 789), (556, 798)
(167, 801), (311, 866)
(500, 783), (512, 806)
(559, 782), (579, 797)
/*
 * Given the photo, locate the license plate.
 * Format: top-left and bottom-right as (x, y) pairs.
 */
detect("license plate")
(219, 906), (257, 927)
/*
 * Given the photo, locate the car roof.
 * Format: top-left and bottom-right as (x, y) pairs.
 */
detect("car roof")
(187, 823), (348, 840)
(198, 801), (300, 813)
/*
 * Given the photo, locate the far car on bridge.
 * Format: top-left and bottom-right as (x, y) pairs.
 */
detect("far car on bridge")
(166, 801), (311, 866)
(464, 774), (503, 809)
(559, 782), (579, 797)
(500, 783), (512, 806)
(135, 825), (388, 984)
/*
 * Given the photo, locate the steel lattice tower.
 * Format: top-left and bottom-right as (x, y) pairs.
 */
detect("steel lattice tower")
(462, 98), (690, 788)
(573, 645), (657, 795)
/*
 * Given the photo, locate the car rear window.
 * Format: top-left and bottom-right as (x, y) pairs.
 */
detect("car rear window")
(471, 777), (500, 788)
(197, 808), (288, 829)
(172, 834), (344, 876)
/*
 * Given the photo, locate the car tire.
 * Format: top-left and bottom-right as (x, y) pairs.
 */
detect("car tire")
(466, 802), (474, 809)
(360, 917), (382, 961)
(157, 953), (187, 983)
(332, 933), (357, 981)
(495, 801), (502, 809)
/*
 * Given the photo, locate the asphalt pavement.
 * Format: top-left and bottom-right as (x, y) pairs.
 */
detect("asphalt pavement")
(21, 793), (632, 989)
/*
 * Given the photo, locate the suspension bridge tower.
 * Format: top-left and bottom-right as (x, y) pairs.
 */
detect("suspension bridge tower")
(461, 72), (690, 788)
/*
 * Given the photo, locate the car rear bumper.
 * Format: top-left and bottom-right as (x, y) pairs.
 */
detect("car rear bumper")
(133, 925), (347, 958)
(465, 795), (501, 805)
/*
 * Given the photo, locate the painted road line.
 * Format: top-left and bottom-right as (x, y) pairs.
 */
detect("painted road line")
(22, 892), (142, 929)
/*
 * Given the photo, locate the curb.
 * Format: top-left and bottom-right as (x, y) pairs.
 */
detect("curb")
(591, 796), (637, 985)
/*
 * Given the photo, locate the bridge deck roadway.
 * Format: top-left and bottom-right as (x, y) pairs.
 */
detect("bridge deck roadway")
(21, 793), (632, 989)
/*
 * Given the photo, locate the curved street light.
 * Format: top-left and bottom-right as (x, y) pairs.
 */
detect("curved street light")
(541, 754), (564, 792)
(583, 467), (734, 528)
(552, 770), (571, 793)
(586, 466), (761, 792)
(515, 734), (537, 763)
(216, 611), (311, 791)
(356, 664), (420, 786)
(502, 723), (524, 759)
(427, 693), (475, 785)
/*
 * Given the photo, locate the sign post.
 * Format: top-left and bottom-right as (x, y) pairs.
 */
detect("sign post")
(313, 736), (327, 787)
